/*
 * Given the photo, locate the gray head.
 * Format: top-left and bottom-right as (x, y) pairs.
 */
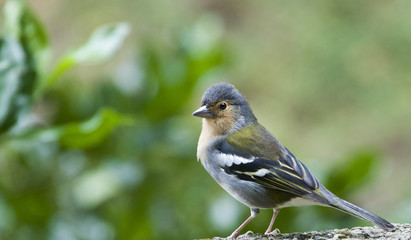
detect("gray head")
(193, 83), (256, 133)
(201, 82), (248, 107)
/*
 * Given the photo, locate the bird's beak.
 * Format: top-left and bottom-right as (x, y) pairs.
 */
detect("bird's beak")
(192, 105), (214, 118)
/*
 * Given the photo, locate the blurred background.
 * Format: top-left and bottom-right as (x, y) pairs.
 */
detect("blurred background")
(0, 0), (410, 239)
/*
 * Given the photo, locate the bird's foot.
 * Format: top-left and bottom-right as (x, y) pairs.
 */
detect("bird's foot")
(225, 232), (238, 239)
(265, 228), (280, 235)
(238, 231), (254, 238)
(223, 230), (253, 239)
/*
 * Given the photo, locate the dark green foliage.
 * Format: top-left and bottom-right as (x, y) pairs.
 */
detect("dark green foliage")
(324, 150), (380, 198)
(0, 37), (30, 132)
(0, 1), (225, 239)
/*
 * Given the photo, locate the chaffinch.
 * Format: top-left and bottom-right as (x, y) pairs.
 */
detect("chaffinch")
(192, 82), (394, 239)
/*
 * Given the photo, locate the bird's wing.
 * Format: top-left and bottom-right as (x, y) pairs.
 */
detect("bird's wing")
(220, 147), (320, 197)
(219, 123), (321, 197)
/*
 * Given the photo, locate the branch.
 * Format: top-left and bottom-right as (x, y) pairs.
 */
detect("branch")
(199, 224), (410, 240)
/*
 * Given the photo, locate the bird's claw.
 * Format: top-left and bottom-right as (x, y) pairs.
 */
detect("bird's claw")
(221, 230), (254, 239)
(265, 228), (280, 235)
(239, 230), (254, 237)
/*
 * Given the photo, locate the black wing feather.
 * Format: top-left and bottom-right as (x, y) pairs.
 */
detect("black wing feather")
(223, 158), (315, 196)
(283, 148), (320, 190)
(219, 139), (320, 197)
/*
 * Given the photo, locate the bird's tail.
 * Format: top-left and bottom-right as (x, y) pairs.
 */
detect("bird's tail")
(330, 197), (395, 231)
(312, 186), (395, 231)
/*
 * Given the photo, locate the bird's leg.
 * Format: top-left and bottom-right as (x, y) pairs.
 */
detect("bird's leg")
(265, 208), (280, 235)
(227, 208), (259, 239)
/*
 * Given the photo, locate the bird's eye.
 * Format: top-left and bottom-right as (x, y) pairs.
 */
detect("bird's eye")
(219, 102), (227, 110)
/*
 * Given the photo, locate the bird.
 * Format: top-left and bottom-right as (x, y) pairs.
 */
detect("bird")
(192, 82), (394, 239)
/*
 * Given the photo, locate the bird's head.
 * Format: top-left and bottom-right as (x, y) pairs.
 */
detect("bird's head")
(193, 82), (256, 135)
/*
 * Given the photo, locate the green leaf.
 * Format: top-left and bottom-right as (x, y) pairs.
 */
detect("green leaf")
(0, 37), (26, 133)
(3, 0), (49, 79)
(3, 0), (25, 38)
(56, 108), (134, 149)
(43, 23), (130, 90)
(0, 0), (49, 133)
(7, 108), (135, 149)
(70, 23), (130, 64)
